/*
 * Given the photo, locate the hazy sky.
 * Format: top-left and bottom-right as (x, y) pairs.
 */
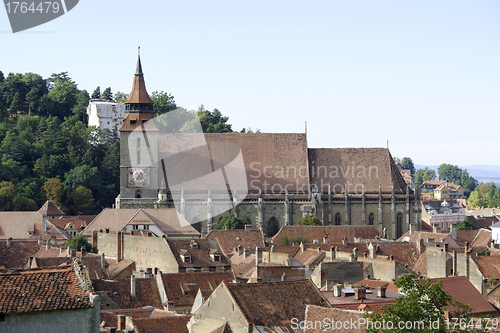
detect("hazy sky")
(1, 1), (499, 166)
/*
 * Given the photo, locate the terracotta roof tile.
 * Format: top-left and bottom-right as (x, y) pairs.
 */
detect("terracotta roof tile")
(205, 229), (265, 256)
(471, 229), (493, 248)
(225, 280), (330, 326)
(294, 248), (325, 267)
(412, 251), (427, 276)
(304, 305), (365, 333)
(0, 267), (93, 314)
(38, 200), (65, 216)
(160, 272), (234, 307)
(93, 277), (162, 309)
(133, 316), (192, 333)
(230, 253), (256, 280)
(100, 307), (155, 328)
(167, 239), (230, 270)
(468, 216), (499, 230)
(272, 226), (380, 246)
(471, 256), (500, 280)
(429, 276), (496, 315)
(211, 322), (233, 333)
(308, 148), (410, 194)
(158, 133), (309, 195)
(0, 240), (39, 269)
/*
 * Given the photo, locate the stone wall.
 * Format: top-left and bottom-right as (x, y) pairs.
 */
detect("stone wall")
(311, 261), (364, 288)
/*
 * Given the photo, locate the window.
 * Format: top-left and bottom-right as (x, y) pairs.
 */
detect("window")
(133, 225), (139, 230)
(334, 213), (341, 226)
(137, 137), (141, 165)
(144, 225), (149, 230)
(368, 213), (375, 225)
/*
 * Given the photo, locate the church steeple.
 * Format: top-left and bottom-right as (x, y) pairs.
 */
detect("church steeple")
(120, 48), (157, 132)
(125, 47), (154, 107)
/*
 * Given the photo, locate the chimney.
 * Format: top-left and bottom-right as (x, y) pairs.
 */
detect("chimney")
(300, 242), (305, 253)
(101, 253), (106, 270)
(145, 268), (153, 278)
(444, 243), (449, 252)
(330, 246), (335, 260)
(71, 249), (76, 257)
(377, 285), (387, 298)
(92, 229), (98, 247)
(271, 245), (276, 252)
(417, 236), (424, 255)
(333, 284), (343, 297)
(368, 243), (376, 258)
(225, 225), (229, 230)
(59, 247), (63, 255)
(245, 224), (252, 230)
(433, 225), (441, 234)
(342, 237), (348, 246)
(42, 207), (47, 232)
(154, 267), (159, 275)
(131, 275), (136, 297)
(80, 246), (86, 256)
(38, 239), (43, 246)
(243, 248), (249, 259)
(354, 287), (366, 300)
(465, 242), (469, 254)
(117, 231), (122, 262)
(255, 247), (262, 266)
(46, 240), (50, 250)
(450, 224), (457, 240)
(323, 233), (329, 244)
(237, 245), (243, 256)
(117, 315), (126, 331)
(6, 238), (11, 248)
(281, 272), (286, 281)
(353, 248), (358, 259)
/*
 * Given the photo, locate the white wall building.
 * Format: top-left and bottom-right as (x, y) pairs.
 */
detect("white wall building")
(87, 99), (125, 135)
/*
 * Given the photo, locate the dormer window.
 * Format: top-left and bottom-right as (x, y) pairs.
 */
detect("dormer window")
(190, 240), (198, 248)
(180, 250), (191, 263)
(209, 249), (221, 262)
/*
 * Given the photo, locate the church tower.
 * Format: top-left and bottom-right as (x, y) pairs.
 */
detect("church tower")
(118, 48), (159, 206)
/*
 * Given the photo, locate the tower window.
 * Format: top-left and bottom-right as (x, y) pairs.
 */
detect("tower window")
(137, 137), (141, 165)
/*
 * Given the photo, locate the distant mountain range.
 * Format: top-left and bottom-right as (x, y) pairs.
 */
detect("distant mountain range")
(415, 165), (500, 185)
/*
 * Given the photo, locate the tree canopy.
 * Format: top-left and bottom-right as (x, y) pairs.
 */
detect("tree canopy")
(297, 215), (322, 226)
(365, 274), (485, 333)
(215, 213), (250, 230)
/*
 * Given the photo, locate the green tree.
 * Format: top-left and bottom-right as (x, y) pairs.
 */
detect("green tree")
(415, 167), (437, 186)
(151, 91), (177, 116)
(91, 86), (101, 99)
(67, 234), (95, 252)
(280, 235), (290, 246)
(12, 196), (38, 211)
(41, 178), (64, 208)
(365, 274), (482, 333)
(66, 186), (94, 215)
(114, 91), (128, 102)
(297, 215), (322, 226)
(456, 217), (478, 230)
(196, 105), (233, 133)
(215, 213), (250, 230)
(101, 87), (113, 100)
(400, 157), (415, 177)
(290, 236), (309, 245)
(0, 181), (17, 211)
(72, 89), (90, 122)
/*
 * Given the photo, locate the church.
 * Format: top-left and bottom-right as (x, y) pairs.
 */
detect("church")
(116, 52), (422, 239)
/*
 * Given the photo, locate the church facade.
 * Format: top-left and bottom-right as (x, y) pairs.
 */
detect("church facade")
(117, 54), (422, 239)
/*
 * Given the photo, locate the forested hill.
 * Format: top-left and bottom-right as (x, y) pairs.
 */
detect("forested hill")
(0, 70), (242, 214)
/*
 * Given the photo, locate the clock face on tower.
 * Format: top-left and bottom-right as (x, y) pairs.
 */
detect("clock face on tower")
(128, 167), (151, 188)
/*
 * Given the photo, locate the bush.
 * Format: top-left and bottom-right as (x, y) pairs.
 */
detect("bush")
(297, 215), (322, 226)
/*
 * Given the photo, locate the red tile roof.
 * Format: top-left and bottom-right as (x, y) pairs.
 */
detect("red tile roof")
(205, 229), (265, 256)
(92, 277), (162, 309)
(304, 305), (366, 333)
(0, 267), (93, 314)
(167, 239), (230, 271)
(429, 276), (496, 315)
(471, 256), (500, 280)
(225, 280), (331, 326)
(133, 316), (192, 333)
(38, 200), (65, 216)
(0, 240), (39, 269)
(468, 216), (499, 230)
(160, 272), (234, 307)
(100, 307), (155, 328)
(272, 225), (380, 246)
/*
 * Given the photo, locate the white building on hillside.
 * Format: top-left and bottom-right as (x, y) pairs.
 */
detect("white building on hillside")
(87, 99), (125, 135)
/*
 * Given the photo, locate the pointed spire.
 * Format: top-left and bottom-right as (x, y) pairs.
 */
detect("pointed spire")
(135, 46), (143, 76)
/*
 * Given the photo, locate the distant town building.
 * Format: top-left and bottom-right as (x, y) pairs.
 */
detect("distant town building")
(86, 99), (125, 135)
(420, 180), (463, 200)
(422, 199), (466, 230)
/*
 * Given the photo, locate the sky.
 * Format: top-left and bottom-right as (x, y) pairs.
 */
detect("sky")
(1, 0), (499, 167)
